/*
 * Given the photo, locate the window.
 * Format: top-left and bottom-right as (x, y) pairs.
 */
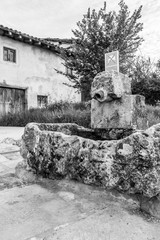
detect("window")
(37, 95), (48, 108)
(3, 47), (16, 63)
(65, 66), (73, 76)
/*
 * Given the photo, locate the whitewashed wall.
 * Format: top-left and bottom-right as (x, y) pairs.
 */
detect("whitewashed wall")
(0, 36), (80, 108)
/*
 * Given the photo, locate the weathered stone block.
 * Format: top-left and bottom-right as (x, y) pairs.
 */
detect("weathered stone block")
(91, 71), (147, 131)
(91, 71), (131, 102)
(139, 194), (160, 219)
(91, 94), (147, 129)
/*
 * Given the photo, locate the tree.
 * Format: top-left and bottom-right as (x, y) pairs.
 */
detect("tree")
(130, 57), (160, 105)
(58, 0), (143, 101)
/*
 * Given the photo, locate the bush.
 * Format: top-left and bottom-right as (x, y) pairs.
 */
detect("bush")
(0, 102), (160, 130)
(130, 57), (160, 105)
(0, 101), (91, 128)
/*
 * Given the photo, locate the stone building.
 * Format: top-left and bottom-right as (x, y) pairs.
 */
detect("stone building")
(0, 25), (80, 115)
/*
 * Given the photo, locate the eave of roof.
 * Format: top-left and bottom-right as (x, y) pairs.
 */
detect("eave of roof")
(0, 25), (61, 54)
(44, 38), (74, 44)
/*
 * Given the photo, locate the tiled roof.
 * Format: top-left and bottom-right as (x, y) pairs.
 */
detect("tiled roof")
(0, 25), (61, 53)
(44, 38), (74, 44)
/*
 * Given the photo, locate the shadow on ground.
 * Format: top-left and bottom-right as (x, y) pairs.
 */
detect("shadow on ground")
(0, 172), (160, 240)
(0, 132), (159, 240)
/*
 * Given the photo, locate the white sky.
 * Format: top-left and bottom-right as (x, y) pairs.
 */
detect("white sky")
(0, 0), (160, 61)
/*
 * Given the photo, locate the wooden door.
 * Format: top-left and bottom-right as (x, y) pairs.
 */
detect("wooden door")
(0, 87), (26, 116)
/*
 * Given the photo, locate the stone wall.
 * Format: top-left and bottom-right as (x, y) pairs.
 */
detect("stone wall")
(21, 122), (160, 199)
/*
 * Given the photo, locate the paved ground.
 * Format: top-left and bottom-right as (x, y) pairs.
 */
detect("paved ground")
(0, 127), (160, 240)
(0, 127), (24, 175)
(0, 126), (24, 141)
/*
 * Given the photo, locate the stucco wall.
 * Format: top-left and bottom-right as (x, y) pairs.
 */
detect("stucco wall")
(0, 36), (80, 108)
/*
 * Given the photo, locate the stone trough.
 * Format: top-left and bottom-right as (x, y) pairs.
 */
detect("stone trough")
(20, 121), (160, 218)
(19, 70), (160, 218)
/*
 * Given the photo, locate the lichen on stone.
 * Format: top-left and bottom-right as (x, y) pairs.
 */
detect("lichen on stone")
(20, 122), (160, 199)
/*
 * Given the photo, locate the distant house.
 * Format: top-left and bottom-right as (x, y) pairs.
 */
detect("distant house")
(0, 25), (80, 115)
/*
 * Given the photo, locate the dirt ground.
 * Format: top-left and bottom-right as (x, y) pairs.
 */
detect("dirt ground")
(0, 127), (160, 240)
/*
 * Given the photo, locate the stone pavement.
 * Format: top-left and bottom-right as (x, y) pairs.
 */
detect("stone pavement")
(0, 127), (160, 240)
(0, 143), (23, 175)
(0, 126), (24, 176)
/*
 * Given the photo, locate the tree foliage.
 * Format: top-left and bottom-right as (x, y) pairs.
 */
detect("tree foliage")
(58, 0), (143, 100)
(130, 57), (160, 105)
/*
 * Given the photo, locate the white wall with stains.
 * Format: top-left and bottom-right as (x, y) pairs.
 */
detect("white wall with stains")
(0, 36), (80, 108)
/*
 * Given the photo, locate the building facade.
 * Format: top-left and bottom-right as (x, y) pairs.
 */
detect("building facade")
(0, 25), (80, 115)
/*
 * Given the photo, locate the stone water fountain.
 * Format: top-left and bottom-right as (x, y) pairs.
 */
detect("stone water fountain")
(19, 52), (160, 218)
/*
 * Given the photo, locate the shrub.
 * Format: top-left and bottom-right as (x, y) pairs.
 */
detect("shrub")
(0, 102), (160, 130)
(130, 57), (160, 105)
(0, 101), (91, 128)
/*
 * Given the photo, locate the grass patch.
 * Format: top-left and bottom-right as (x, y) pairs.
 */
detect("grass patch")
(0, 101), (91, 128)
(0, 101), (160, 129)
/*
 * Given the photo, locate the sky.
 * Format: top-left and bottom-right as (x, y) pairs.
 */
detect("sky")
(0, 0), (160, 61)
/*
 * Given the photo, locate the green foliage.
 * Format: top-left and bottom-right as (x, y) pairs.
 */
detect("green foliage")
(0, 101), (160, 131)
(1, 101), (160, 130)
(130, 57), (160, 105)
(58, 0), (143, 100)
(0, 102), (90, 128)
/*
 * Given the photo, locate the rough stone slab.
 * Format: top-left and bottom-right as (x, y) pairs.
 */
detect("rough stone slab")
(21, 122), (103, 140)
(21, 122), (160, 199)
(91, 71), (131, 102)
(91, 94), (147, 129)
(139, 194), (160, 219)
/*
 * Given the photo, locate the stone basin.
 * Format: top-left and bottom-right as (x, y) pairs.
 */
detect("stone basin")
(20, 122), (160, 218)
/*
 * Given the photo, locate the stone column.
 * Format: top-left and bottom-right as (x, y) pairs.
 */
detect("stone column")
(91, 71), (147, 139)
